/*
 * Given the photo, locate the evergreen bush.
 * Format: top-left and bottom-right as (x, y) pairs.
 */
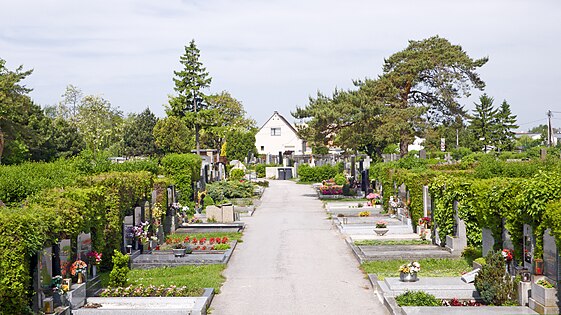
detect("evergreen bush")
(109, 250), (130, 287)
(395, 290), (440, 306)
(474, 251), (516, 305)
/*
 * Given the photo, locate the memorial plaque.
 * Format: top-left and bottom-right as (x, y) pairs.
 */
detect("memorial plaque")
(543, 229), (560, 282)
(77, 232), (91, 260)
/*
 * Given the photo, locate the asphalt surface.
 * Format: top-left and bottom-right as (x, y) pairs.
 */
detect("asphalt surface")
(211, 180), (389, 315)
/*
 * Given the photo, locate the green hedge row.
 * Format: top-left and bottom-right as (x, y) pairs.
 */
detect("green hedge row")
(0, 171), (153, 314)
(297, 163), (343, 182)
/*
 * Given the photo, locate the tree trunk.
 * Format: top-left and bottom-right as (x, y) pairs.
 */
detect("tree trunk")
(399, 129), (410, 157)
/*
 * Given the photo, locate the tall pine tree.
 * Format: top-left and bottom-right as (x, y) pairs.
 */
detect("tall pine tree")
(495, 100), (518, 151)
(167, 40), (212, 153)
(468, 94), (498, 152)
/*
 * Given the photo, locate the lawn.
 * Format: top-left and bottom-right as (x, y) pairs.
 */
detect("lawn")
(361, 258), (472, 280)
(99, 264), (227, 295)
(354, 239), (431, 246)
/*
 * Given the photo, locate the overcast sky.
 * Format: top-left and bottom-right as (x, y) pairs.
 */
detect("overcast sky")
(2, 0), (560, 130)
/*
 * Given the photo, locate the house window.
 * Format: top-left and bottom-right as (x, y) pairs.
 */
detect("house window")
(271, 128), (281, 136)
(260, 146), (264, 151)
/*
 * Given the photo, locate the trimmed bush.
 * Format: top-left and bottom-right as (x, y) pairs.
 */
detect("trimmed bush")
(109, 250), (130, 287)
(298, 163), (341, 182)
(229, 168), (245, 181)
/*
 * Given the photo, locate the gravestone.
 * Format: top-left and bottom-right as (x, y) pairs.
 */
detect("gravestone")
(39, 247), (53, 296)
(77, 232), (92, 261)
(206, 206), (222, 222)
(222, 204), (235, 223)
(523, 224), (534, 270)
(123, 215), (134, 249)
(543, 229), (560, 282)
(482, 228), (495, 257)
(422, 186), (430, 217)
(541, 148), (547, 160)
(445, 201), (467, 253)
(419, 149), (427, 159)
(134, 206), (142, 225)
(59, 239), (72, 278)
(502, 218), (514, 250)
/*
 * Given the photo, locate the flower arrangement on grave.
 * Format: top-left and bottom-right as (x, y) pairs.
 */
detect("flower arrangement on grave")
(502, 249), (513, 263)
(375, 220), (387, 228)
(418, 217), (431, 228)
(366, 193), (382, 205)
(319, 185), (343, 195)
(71, 260), (87, 276)
(51, 275), (69, 295)
(399, 261), (421, 275)
(133, 221), (150, 243)
(86, 251), (102, 265)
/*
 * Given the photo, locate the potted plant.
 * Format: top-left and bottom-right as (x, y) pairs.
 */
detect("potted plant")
(399, 261), (421, 282)
(532, 277), (557, 307)
(374, 220), (389, 236)
(172, 243), (188, 257)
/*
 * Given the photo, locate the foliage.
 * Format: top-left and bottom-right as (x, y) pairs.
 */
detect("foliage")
(0, 159), (79, 205)
(101, 284), (202, 297)
(109, 250), (130, 287)
(474, 251), (516, 305)
(297, 163), (342, 182)
(396, 291), (441, 306)
(76, 94), (123, 155)
(153, 116), (194, 154)
(225, 129), (257, 162)
(461, 246), (482, 264)
(161, 153), (202, 203)
(229, 168), (245, 181)
(206, 180), (255, 202)
(333, 173), (346, 185)
(122, 108), (159, 156)
(109, 158), (160, 175)
(536, 279), (554, 289)
(474, 257), (486, 266)
(468, 94), (499, 152)
(203, 194), (214, 208)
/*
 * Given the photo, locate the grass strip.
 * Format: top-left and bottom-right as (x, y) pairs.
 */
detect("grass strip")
(361, 258), (471, 280)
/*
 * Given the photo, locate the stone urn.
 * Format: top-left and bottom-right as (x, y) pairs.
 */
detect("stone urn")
(400, 272), (418, 282)
(374, 228), (389, 236)
(173, 248), (186, 257)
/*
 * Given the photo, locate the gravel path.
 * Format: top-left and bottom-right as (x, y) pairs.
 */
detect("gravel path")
(210, 180), (389, 315)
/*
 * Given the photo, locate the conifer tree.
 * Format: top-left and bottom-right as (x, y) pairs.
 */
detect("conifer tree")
(495, 100), (518, 151)
(468, 94), (499, 152)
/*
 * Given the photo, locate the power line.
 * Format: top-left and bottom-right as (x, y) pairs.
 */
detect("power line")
(517, 118), (546, 126)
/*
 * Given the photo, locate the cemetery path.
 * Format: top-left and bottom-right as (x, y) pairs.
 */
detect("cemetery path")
(211, 180), (389, 315)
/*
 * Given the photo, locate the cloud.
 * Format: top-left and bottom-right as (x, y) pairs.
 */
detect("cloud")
(1, 0), (560, 128)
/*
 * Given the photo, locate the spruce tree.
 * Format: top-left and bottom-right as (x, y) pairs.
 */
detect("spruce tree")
(167, 39), (212, 153)
(495, 100), (518, 151)
(468, 94), (498, 152)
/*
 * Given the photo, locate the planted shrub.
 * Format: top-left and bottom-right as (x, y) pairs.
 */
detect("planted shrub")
(298, 163), (341, 182)
(334, 174), (346, 185)
(109, 250), (130, 287)
(474, 251), (516, 305)
(395, 290), (440, 306)
(230, 168), (245, 181)
(203, 195), (215, 209)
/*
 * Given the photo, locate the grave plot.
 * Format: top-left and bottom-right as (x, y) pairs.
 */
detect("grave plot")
(131, 233), (242, 269)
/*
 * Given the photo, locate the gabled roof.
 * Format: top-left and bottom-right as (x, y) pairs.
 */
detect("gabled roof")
(258, 111), (300, 135)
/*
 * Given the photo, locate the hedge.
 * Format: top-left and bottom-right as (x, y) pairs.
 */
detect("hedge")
(297, 163), (343, 182)
(160, 154), (201, 203)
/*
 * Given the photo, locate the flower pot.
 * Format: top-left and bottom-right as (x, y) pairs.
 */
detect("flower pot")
(400, 272), (418, 282)
(173, 248), (186, 257)
(374, 228), (389, 236)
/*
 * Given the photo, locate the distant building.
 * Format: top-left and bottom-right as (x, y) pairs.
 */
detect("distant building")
(255, 111), (311, 155)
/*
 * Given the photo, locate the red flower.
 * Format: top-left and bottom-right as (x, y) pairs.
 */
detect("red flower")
(201, 246), (207, 250)
(184, 236), (190, 242)
(222, 237), (229, 243)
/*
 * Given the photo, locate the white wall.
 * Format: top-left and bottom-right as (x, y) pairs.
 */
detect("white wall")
(255, 112), (305, 155)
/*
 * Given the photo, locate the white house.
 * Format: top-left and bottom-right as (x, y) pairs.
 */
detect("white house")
(255, 111), (310, 155)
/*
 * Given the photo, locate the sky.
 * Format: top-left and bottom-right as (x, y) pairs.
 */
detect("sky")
(2, 0), (561, 130)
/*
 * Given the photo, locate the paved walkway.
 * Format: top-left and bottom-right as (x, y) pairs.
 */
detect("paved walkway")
(211, 180), (388, 315)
